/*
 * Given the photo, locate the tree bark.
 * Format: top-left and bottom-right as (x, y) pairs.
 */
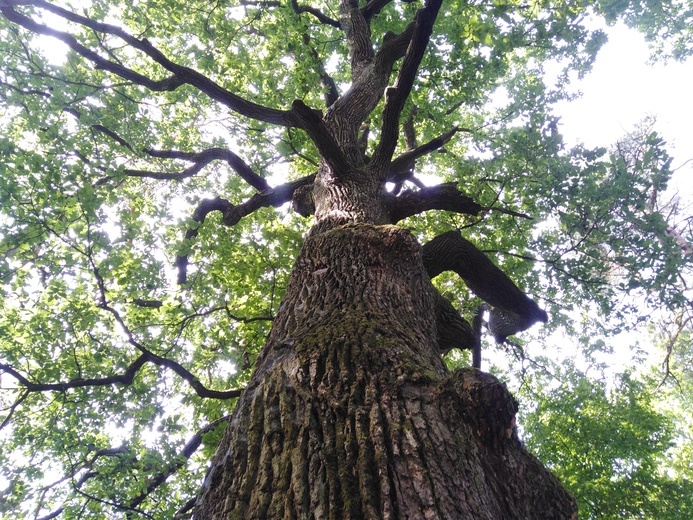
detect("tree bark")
(194, 224), (576, 519)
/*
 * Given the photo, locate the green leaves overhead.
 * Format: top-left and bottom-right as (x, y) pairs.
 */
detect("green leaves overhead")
(1, 0), (692, 517)
(522, 365), (693, 520)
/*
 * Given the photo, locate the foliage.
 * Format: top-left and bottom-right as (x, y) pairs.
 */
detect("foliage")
(520, 363), (693, 519)
(0, 0), (691, 518)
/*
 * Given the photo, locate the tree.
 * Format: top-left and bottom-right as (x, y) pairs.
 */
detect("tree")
(1, 0), (691, 518)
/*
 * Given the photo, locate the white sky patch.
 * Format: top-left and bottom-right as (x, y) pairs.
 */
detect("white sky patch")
(553, 22), (693, 196)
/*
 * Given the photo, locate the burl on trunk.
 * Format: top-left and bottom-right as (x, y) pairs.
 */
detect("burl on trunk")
(194, 223), (576, 519)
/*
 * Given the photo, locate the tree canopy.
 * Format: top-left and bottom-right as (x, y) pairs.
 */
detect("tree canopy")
(1, 0), (692, 518)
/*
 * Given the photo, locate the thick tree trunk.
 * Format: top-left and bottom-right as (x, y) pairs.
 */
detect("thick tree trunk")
(194, 224), (577, 519)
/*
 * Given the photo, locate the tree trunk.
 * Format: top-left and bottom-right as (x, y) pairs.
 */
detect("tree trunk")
(194, 223), (577, 519)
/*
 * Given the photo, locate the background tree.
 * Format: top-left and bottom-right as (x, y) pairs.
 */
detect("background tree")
(1, 0), (691, 518)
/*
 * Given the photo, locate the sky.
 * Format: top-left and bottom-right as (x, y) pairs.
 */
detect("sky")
(543, 22), (693, 372)
(554, 22), (693, 195)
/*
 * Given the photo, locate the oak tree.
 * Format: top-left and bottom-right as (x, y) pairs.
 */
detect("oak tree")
(1, 0), (691, 518)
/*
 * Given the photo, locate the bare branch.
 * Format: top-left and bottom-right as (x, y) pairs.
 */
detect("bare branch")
(421, 230), (548, 342)
(386, 182), (483, 223)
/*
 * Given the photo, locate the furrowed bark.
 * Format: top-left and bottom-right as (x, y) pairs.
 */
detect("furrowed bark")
(194, 225), (576, 519)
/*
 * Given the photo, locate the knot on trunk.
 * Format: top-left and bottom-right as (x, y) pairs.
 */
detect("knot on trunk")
(441, 368), (519, 450)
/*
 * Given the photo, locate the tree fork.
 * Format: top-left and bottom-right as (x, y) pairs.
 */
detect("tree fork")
(194, 224), (576, 519)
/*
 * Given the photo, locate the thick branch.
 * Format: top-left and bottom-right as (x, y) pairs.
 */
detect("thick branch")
(386, 183), (483, 223)
(434, 291), (476, 355)
(370, 0), (443, 176)
(339, 0), (375, 81)
(1, 1), (296, 127)
(361, 0), (394, 22)
(290, 100), (349, 175)
(422, 230), (548, 342)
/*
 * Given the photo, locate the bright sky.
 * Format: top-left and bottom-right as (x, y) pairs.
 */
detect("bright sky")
(554, 22), (693, 195)
(546, 22), (693, 374)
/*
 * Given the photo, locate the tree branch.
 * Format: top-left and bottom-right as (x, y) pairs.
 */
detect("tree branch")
(370, 0), (444, 177)
(290, 100), (349, 175)
(1, 1), (297, 127)
(421, 230), (548, 342)
(176, 174), (315, 284)
(129, 416), (230, 510)
(322, 20), (415, 144)
(361, 0), (395, 22)
(302, 33), (340, 107)
(386, 182), (483, 223)
(0, 353), (242, 399)
(290, 0), (340, 27)
(136, 148), (269, 191)
(0, 389), (30, 431)
(388, 126), (469, 182)
(339, 0), (375, 81)
(0, 355), (148, 393)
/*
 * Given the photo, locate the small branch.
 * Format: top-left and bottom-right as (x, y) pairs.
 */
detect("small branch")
(73, 487), (155, 520)
(129, 416), (230, 509)
(472, 306), (484, 369)
(483, 206), (533, 220)
(0, 389), (30, 431)
(386, 182), (483, 223)
(290, 0), (340, 27)
(91, 125), (134, 151)
(388, 126), (468, 182)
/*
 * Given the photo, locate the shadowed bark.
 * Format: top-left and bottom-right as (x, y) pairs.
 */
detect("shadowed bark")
(422, 230), (548, 342)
